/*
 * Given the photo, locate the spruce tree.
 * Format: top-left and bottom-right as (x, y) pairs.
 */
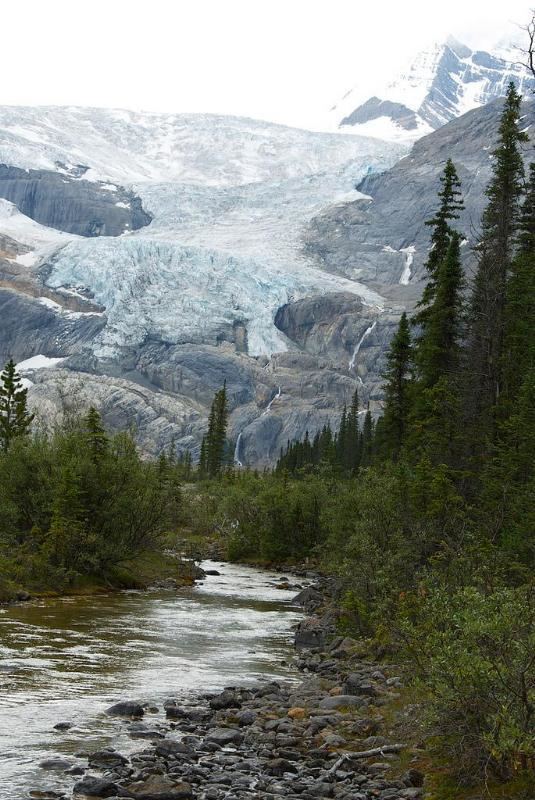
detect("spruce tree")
(85, 407), (108, 465)
(345, 389), (361, 471)
(500, 162), (535, 413)
(377, 313), (413, 460)
(204, 383), (229, 477)
(413, 158), (464, 328)
(464, 83), (528, 442)
(0, 359), (35, 452)
(360, 404), (374, 467)
(415, 233), (466, 388)
(199, 435), (207, 476)
(335, 405), (347, 465)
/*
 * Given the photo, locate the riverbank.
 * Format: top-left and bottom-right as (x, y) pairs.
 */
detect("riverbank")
(0, 550), (203, 604)
(25, 573), (426, 800)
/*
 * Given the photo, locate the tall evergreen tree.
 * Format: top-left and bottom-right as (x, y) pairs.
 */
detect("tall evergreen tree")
(413, 158), (464, 328)
(464, 83), (528, 443)
(85, 407), (108, 466)
(500, 162), (535, 413)
(334, 390), (361, 472)
(0, 359), (34, 452)
(415, 233), (466, 388)
(204, 383), (229, 477)
(360, 404), (374, 467)
(377, 313), (413, 460)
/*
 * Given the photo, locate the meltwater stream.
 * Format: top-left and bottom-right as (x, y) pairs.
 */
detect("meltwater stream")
(0, 561), (303, 798)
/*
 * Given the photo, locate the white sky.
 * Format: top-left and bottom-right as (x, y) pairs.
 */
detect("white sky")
(2, 0), (533, 129)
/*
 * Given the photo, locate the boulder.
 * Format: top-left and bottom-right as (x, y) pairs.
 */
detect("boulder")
(264, 757), (299, 776)
(39, 758), (73, 770)
(292, 587), (323, 611)
(122, 774), (193, 799)
(318, 695), (364, 710)
(206, 728), (243, 747)
(343, 674), (378, 697)
(88, 748), (129, 769)
(209, 689), (242, 710)
(105, 700), (144, 717)
(155, 740), (194, 758)
(236, 709), (257, 727)
(73, 776), (119, 797)
(294, 617), (326, 649)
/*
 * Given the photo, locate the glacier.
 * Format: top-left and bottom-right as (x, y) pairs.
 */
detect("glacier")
(0, 106), (406, 359)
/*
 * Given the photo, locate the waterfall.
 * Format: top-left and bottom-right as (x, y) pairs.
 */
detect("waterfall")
(349, 321), (377, 371)
(399, 246), (415, 285)
(262, 386), (282, 416)
(234, 432), (243, 467)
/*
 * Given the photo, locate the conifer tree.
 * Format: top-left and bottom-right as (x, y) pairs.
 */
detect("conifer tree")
(335, 404), (347, 465)
(85, 407), (108, 465)
(377, 313), (413, 460)
(0, 359), (34, 451)
(464, 83), (528, 441)
(500, 162), (535, 413)
(204, 383), (229, 477)
(413, 158), (464, 328)
(199, 436), (207, 477)
(415, 233), (466, 388)
(360, 404), (374, 467)
(345, 389), (361, 471)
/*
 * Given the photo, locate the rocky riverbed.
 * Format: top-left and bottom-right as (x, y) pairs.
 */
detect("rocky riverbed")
(30, 577), (424, 800)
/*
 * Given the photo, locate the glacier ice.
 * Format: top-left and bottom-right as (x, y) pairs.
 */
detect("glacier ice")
(0, 106), (406, 360)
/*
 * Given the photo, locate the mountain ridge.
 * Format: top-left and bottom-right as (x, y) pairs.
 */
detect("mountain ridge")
(331, 37), (534, 140)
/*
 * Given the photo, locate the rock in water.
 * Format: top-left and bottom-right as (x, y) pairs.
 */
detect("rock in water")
(72, 776), (119, 797)
(105, 700), (144, 717)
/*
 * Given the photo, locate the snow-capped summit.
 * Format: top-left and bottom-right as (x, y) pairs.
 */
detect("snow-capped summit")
(331, 37), (534, 141)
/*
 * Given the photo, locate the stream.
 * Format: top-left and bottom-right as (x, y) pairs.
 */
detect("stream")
(0, 561), (303, 798)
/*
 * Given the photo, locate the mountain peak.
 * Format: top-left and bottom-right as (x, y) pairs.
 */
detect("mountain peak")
(332, 37), (535, 142)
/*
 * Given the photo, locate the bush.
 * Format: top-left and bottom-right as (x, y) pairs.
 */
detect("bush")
(398, 584), (535, 783)
(0, 412), (180, 588)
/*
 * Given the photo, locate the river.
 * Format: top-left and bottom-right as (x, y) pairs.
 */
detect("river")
(0, 561), (303, 799)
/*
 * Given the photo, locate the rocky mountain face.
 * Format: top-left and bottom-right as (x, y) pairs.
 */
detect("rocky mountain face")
(0, 107), (406, 464)
(306, 99), (535, 290)
(0, 165), (151, 236)
(0, 99), (532, 465)
(332, 38), (535, 141)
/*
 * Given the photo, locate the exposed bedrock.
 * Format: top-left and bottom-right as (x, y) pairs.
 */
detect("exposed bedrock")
(0, 289), (105, 364)
(0, 165), (151, 236)
(341, 96), (419, 130)
(304, 99), (535, 289)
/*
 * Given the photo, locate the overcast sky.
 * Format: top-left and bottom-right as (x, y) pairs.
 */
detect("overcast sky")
(3, 0), (533, 128)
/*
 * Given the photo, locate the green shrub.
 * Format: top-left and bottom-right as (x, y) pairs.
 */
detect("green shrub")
(398, 585), (535, 783)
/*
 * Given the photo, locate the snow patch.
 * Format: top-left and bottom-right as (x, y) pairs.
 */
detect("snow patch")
(17, 355), (65, 371)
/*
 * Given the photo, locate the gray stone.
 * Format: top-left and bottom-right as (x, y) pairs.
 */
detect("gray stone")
(318, 695), (364, 710)
(39, 757), (73, 770)
(72, 776), (119, 797)
(206, 728), (244, 747)
(105, 700), (144, 717)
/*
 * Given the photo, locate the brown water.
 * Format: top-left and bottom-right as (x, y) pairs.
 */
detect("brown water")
(0, 561), (302, 799)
